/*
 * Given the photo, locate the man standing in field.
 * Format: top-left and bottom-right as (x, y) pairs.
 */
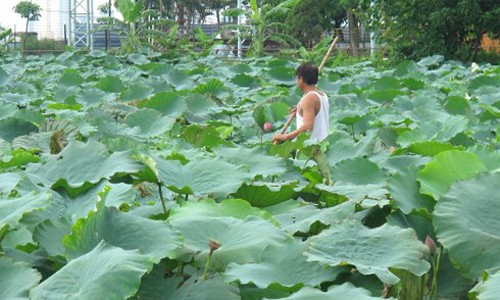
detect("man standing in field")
(272, 62), (330, 143)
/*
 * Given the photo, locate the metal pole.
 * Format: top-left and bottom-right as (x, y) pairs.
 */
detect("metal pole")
(237, 0), (242, 58)
(370, 1), (376, 55)
(68, 0), (72, 46)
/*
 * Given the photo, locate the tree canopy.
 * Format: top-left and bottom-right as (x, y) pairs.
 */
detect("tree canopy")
(13, 0), (42, 34)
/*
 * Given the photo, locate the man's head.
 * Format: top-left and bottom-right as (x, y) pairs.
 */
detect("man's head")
(296, 62), (318, 86)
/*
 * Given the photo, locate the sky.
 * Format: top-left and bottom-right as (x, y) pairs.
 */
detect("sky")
(0, 0), (113, 31)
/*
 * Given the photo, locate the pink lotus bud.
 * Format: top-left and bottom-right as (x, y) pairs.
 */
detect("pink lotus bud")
(209, 239), (220, 256)
(263, 122), (272, 132)
(425, 235), (436, 255)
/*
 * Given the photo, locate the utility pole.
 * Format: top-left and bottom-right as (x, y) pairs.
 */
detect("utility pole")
(68, 0), (94, 49)
(237, 0), (242, 58)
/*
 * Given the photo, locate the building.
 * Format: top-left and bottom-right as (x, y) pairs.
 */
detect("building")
(29, 0), (70, 40)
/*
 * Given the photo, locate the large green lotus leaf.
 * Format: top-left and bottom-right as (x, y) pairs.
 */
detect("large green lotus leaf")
(0, 192), (51, 231)
(305, 219), (430, 284)
(417, 150), (487, 199)
(266, 66), (295, 85)
(165, 68), (194, 90)
(184, 93), (219, 123)
(169, 198), (274, 223)
(393, 60), (422, 77)
(470, 145), (500, 172)
(408, 141), (462, 157)
(0, 118), (38, 142)
(0, 173), (22, 195)
(443, 95), (471, 116)
(180, 124), (232, 148)
(265, 283), (390, 300)
(268, 200), (355, 234)
(96, 75), (125, 93)
(388, 167), (435, 214)
(33, 216), (73, 257)
(0, 148), (41, 169)
(231, 73), (260, 88)
(139, 91), (187, 118)
(331, 157), (386, 185)
(214, 146), (287, 178)
(1, 225), (33, 250)
(373, 76), (400, 90)
(0, 102), (17, 119)
(192, 78), (228, 98)
(75, 87), (116, 106)
(0, 66), (10, 86)
(64, 189), (181, 262)
(232, 182), (298, 207)
(470, 270), (500, 300)
(0, 256), (41, 300)
(27, 140), (143, 192)
(30, 241), (153, 300)
(468, 74), (500, 90)
(397, 115), (469, 147)
(58, 69), (85, 86)
(62, 181), (137, 222)
(121, 83), (155, 101)
(127, 53), (150, 65)
(379, 155), (431, 173)
(156, 157), (249, 197)
(434, 173), (500, 279)
(134, 266), (240, 300)
(170, 216), (287, 268)
(225, 238), (340, 290)
(123, 108), (176, 138)
(317, 182), (388, 204)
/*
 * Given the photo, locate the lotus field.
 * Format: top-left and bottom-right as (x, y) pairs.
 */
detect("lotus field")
(0, 51), (499, 299)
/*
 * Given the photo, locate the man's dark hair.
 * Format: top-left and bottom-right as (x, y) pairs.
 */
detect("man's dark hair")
(296, 62), (318, 85)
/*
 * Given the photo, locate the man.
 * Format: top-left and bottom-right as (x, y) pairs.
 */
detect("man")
(272, 62), (329, 143)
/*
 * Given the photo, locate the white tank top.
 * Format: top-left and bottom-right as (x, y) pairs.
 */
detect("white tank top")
(296, 91), (330, 141)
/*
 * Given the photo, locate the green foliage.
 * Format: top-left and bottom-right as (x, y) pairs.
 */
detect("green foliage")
(13, 0), (42, 34)
(0, 52), (498, 299)
(371, 0), (500, 61)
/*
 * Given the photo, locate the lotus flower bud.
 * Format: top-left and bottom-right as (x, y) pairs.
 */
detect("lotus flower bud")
(263, 122), (272, 132)
(425, 235), (436, 255)
(209, 239), (220, 256)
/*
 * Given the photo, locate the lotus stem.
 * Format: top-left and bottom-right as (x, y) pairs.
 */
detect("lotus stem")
(430, 247), (443, 300)
(202, 254), (211, 281)
(157, 182), (167, 215)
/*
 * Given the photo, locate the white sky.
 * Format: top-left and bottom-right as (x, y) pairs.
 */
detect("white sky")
(0, 0), (112, 31)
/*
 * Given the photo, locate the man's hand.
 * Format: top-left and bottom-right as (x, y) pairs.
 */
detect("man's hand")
(272, 133), (289, 144)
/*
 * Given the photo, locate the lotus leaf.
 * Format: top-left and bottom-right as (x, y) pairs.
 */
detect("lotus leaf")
(30, 241), (153, 300)
(434, 173), (500, 279)
(27, 139), (142, 192)
(265, 283), (390, 300)
(64, 189), (181, 262)
(170, 216), (287, 268)
(305, 219), (430, 284)
(0, 192), (51, 231)
(225, 238), (340, 290)
(156, 157), (249, 197)
(417, 150), (487, 199)
(0, 256), (41, 300)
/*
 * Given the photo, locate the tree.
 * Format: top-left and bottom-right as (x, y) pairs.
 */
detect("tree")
(13, 1), (42, 36)
(244, 0), (301, 56)
(286, 0), (346, 48)
(370, 0), (500, 60)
